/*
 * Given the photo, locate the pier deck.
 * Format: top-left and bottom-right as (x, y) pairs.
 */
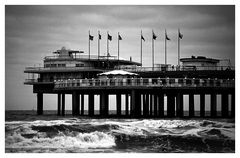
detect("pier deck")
(30, 77), (234, 118)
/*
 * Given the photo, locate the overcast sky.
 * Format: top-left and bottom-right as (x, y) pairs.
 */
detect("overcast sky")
(5, 5), (235, 110)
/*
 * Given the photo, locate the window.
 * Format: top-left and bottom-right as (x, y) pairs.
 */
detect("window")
(45, 64), (50, 68)
(51, 64), (57, 67)
(58, 64), (66, 67)
(76, 63), (84, 67)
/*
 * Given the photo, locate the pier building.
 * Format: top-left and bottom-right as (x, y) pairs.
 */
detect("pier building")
(24, 47), (235, 118)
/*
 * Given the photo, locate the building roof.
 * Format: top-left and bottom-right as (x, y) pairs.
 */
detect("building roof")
(180, 56), (219, 63)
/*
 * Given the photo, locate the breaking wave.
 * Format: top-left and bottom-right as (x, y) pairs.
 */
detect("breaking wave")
(5, 119), (235, 153)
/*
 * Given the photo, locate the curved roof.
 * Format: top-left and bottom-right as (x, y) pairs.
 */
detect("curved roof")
(98, 70), (138, 76)
(180, 56), (219, 63)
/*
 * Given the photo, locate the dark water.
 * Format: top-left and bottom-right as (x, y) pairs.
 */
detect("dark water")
(5, 110), (235, 153)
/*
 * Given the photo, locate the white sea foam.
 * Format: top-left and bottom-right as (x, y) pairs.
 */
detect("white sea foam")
(87, 119), (235, 140)
(6, 131), (115, 149)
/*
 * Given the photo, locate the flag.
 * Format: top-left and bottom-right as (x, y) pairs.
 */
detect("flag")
(166, 34), (170, 40)
(153, 31), (157, 40)
(118, 34), (122, 40)
(99, 34), (101, 40)
(108, 34), (112, 41)
(141, 35), (145, 41)
(179, 32), (183, 39)
(89, 34), (94, 41)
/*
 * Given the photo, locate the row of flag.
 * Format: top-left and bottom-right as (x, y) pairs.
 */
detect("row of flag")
(89, 30), (183, 41)
(142, 30), (183, 41)
(88, 29), (183, 66)
(89, 32), (122, 41)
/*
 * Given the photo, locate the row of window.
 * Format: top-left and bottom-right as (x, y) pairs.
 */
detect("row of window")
(44, 63), (85, 68)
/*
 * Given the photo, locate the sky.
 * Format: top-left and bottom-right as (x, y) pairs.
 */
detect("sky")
(5, 5), (235, 110)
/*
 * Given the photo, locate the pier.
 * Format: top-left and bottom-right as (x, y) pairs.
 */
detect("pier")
(24, 48), (235, 118)
(31, 77), (234, 118)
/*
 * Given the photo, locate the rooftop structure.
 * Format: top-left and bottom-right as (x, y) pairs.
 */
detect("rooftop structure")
(180, 56), (220, 70)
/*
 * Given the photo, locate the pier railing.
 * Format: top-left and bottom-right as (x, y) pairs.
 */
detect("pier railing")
(25, 65), (234, 73)
(54, 78), (235, 89)
(24, 79), (38, 83)
(122, 65), (234, 71)
(44, 55), (120, 60)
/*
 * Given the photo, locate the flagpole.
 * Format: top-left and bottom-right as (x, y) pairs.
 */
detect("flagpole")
(152, 30), (154, 70)
(98, 30), (100, 60)
(118, 32), (120, 68)
(89, 30), (90, 60)
(141, 30), (142, 67)
(107, 31), (109, 68)
(107, 31), (109, 60)
(178, 29), (180, 66)
(165, 29), (166, 65)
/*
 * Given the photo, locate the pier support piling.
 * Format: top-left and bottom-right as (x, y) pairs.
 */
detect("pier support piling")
(135, 92), (141, 117)
(143, 94), (150, 117)
(100, 92), (109, 117)
(81, 94), (84, 115)
(146, 94), (150, 117)
(72, 91), (79, 116)
(158, 93), (164, 117)
(61, 94), (65, 116)
(200, 94), (205, 117)
(210, 93), (217, 118)
(189, 94), (194, 117)
(116, 94), (121, 116)
(125, 94), (129, 116)
(131, 90), (141, 117)
(154, 94), (158, 116)
(221, 93), (229, 117)
(88, 94), (94, 116)
(176, 93), (183, 117)
(37, 93), (43, 115)
(150, 94), (153, 116)
(57, 93), (61, 116)
(231, 92), (235, 118)
(167, 94), (175, 117)
(131, 90), (136, 117)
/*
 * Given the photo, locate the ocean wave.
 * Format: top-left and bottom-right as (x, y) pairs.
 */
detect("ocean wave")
(5, 118), (235, 152)
(6, 131), (115, 149)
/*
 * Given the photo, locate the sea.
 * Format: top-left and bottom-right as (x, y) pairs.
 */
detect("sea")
(5, 110), (235, 153)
